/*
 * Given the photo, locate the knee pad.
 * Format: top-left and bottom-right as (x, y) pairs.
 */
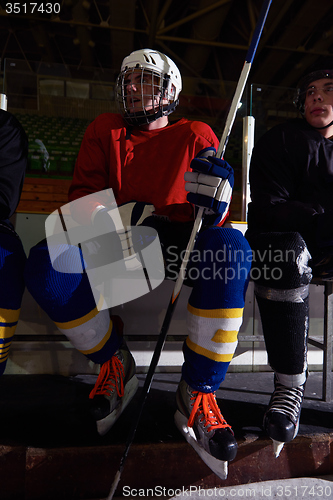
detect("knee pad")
(250, 232), (312, 290)
(189, 227), (252, 310)
(25, 240), (96, 323)
(192, 227), (252, 277)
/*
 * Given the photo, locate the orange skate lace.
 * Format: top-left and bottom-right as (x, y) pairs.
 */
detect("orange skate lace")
(188, 391), (231, 432)
(89, 355), (125, 399)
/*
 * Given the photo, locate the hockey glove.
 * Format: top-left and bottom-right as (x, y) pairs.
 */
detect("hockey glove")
(83, 202), (155, 270)
(117, 201), (155, 258)
(93, 207), (118, 233)
(185, 147), (234, 226)
(88, 207), (124, 267)
(118, 201), (155, 228)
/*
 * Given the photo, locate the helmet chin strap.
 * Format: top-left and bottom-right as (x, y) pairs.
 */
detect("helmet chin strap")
(125, 100), (179, 127)
(313, 119), (333, 130)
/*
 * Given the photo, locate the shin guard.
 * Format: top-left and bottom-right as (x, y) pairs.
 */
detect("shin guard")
(25, 240), (123, 364)
(250, 232), (311, 375)
(0, 233), (26, 375)
(183, 227), (252, 392)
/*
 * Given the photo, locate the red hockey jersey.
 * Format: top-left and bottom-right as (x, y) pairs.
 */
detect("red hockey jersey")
(68, 113), (219, 223)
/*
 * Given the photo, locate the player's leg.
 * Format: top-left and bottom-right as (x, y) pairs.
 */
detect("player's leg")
(248, 231), (311, 456)
(0, 230), (26, 375)
(175, 227), (252, 477)
(24, 239), (138, 435)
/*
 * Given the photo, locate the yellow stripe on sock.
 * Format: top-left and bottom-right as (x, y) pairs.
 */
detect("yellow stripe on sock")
(211, 329), (238, 344)
(79, 319), (113, 355)
(54, 295), (104, 330)
(0, 347), (10, 359)
(186, 337), (234, 362)
(0, 325), (17, 339)
(187, 304), (243, 319)
(0, 340), (12, 349)
(0, 308), (21, 324)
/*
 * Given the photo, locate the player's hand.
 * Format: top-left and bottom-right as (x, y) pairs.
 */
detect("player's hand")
(184, 147), (234, 225)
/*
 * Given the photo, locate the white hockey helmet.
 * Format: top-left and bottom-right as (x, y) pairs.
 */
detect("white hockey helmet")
(115, 48), (182, 126)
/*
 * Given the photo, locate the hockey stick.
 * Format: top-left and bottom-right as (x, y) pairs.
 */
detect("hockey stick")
(106, 1), (272, 497)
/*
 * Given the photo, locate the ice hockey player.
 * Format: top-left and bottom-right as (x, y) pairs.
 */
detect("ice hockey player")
(24, 49), (251, 478)
(246, 57), (333, 457)
(0, 108), (27, 377)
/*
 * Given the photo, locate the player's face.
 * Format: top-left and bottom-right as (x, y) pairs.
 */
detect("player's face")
(124, 70), (162, 113)
(304, 78), (333, 135)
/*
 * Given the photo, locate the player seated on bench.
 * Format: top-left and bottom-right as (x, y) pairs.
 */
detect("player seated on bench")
(246, 57), (333, 457)
(24, 49), (251, 478)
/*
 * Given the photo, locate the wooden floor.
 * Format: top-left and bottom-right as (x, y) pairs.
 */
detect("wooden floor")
(1, 372), (333, 500)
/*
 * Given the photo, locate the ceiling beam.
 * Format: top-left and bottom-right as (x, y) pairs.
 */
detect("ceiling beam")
(251, 0), (333, 85)
(157, 0), (231, 35)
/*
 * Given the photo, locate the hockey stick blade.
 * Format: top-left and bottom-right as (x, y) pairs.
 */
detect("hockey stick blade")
(106, 1), (272, 498)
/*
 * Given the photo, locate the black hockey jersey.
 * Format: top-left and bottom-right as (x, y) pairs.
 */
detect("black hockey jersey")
(0, 110), (28, 225)
(247, 118), (333, 251)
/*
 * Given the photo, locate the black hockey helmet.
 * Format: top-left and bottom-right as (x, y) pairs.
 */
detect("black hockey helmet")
(293, 57), (333, 115)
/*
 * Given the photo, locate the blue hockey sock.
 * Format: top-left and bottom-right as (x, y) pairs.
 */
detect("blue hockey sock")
(25, 240), (122, 365)
(183, 227), (252, 392)
(0, 234), (26, 375)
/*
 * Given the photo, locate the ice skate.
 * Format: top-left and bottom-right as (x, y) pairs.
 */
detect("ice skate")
(174, 379), (237, 479)
(89, 343), (138, 436)
(263, 374), (305, 457)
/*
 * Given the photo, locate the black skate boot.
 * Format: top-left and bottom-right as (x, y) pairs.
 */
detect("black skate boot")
(174, 379), (237, 479)
(89, 343), (138, 436)
(263, 373), (306, 457)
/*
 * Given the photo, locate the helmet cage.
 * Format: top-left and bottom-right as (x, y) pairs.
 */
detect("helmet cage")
(115, 49), (182, 127)
(116, 67), (176, 126)
(293, 69), (333, 114)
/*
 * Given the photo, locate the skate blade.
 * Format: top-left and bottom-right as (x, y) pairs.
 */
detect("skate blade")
(96, 375), (139, 436)
(271, 418), (299, 458)
(174, 410), (228, 480)
(71, 374), (98, 385)
(272, 439), (284, 458)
